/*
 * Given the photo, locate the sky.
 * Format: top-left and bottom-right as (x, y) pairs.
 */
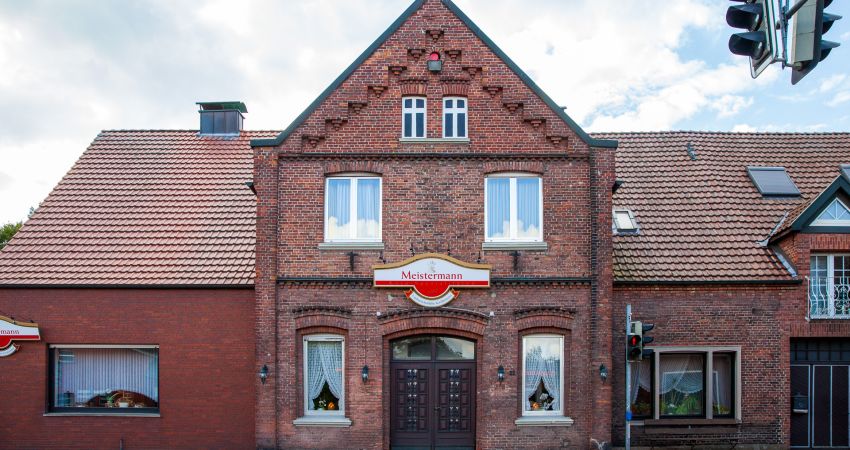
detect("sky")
(0, 0), (849, 223)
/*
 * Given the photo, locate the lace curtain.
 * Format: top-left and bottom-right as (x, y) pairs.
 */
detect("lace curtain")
(524, 342), (561, 411)
(306, 341), (343, 409)
(55, 348), (158, 405)
(629, 359), (652, 405)
(660, 354), (703, 395)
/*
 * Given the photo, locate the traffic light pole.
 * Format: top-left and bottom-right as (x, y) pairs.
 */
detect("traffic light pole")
(625, 304), (632, 450)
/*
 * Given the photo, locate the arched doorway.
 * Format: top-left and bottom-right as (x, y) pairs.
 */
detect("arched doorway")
(389, 335), (476, 450)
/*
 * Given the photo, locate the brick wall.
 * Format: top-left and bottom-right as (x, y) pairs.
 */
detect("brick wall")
(0, 288), (255, 450)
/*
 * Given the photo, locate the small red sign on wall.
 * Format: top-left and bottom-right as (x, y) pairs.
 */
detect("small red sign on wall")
(373, 253), (491, 307)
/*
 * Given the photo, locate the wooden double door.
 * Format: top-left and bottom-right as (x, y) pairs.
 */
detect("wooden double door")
(791, 339), (850, 448)
(390, 335), (476, 450)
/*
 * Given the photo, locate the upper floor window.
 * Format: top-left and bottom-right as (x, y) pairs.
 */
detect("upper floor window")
(443, 97), (467, 138)
(485, 174), (542, 242)
(402, 97), (426, 138)
(812, 198), (850, 226)
(809, 254), (850, 318)
(325, 176), (381, 242)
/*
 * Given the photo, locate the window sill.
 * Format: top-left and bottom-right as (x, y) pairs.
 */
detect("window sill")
(399, 137), (470, 144)
(482, 241), (548, 251)
(293, 416), (352, 427)
(514, 416), (574, 427)
(44, 412), (160, 418)
(643, 418), (740, 427)
(318, 242), (385, 250)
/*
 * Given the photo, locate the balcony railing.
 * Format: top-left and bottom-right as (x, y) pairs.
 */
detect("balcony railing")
(808, 277), (850, 319)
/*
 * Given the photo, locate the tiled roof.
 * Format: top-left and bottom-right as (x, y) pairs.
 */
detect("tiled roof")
(594, 131), (850, 282)
(0, 130), (277, 286)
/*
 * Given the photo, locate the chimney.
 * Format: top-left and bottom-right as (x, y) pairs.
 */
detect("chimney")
(196, 101), (247, 135)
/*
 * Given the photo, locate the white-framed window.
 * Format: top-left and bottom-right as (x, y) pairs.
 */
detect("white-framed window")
(402, 97), (426, 138)
(630, 347), (740, 421)
(443, 97), (467, 138)
(485, 174), (543, 242)
(613, 209), (639, 234)
(303, 334), (345, 416)
(809, 254), (850, 318)
(324, 175), (382, 242)
(812, 198), (850, 226)
(49, 344), (160, 412)
(522, 334), (564, 416)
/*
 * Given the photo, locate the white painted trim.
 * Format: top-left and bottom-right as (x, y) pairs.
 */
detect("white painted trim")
(293, 416), (352, 427)
(303, 334), (345, 417)
(484, 175), (543, 243)
(442, 97), (468, 138)
(401, 96), (427, 138)
(521, 334), (564, 417)
(514, 416), (574, 427)
(324, 176), (382, 243)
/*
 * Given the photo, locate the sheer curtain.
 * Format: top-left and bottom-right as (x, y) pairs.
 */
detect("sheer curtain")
(306, 341), (343, 410)
(517, 178), (540, 239)
(327, 179), (351, 239)
(712, 354), (732, 413)
(660, 354), (703, 395)
(487, 178), (510, 239)
(629, 359), (652, 405)
(356, 179), (380, 239)
(55, 348), (158, 405)
(524, 339), (561, 411)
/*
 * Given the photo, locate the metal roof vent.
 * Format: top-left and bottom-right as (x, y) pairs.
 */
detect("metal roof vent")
(747, 166), (801, 197)
(197, 101), (247, 136)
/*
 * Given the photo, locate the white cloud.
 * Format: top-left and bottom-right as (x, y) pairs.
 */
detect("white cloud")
(828, 91), (850, 107)
(732, 124), (757, 132)
(818, 74), (847, 93)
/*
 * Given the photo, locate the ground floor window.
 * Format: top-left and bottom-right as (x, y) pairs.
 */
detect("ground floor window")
(522, 334), (564, 416)
(303, 334), (344, 415)
(631, 347), (739, 420)
(50, 345), (159, 412)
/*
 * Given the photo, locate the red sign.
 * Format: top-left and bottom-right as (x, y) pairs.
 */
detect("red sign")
(373, 253), (491, 307)
(0, 315), (40, 357)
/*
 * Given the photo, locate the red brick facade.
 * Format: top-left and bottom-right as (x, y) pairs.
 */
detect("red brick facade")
(0, 288), (255, 449)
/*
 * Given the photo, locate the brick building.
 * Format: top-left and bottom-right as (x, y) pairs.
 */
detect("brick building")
(0, 0), (849, 449)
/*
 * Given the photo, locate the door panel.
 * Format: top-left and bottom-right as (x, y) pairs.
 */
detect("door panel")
(434, 364), (475, 448)
(392, 363), (431, 446)
(832, 366), (849, 447)
(791, 365), (810, 447)
(813, 366), (831, 447)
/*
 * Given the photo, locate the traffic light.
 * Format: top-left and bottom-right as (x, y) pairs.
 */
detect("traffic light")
(790, 0), (843, 85)
(627, 321), (655, 361)
(726, 0), (781, 78)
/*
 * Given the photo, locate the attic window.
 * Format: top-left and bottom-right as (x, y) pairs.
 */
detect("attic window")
(747, 167), (801, 197)
(812, 198), (850, 226)
(613, 209), (639, 234)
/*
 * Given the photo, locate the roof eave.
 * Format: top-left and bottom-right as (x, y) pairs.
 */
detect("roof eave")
(251, 0), (613, 150)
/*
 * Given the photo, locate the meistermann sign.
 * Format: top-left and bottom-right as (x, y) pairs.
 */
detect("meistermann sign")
(373, 253), (491, 307)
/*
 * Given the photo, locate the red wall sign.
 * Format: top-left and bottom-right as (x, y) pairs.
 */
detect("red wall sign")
(373, 253), (491, 307)
(0, 315), (40, 357)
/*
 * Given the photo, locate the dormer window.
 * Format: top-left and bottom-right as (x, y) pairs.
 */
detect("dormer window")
(812, 198), (850, 226)
(402, 97), (426, 138)
(613, 209), (639, 234)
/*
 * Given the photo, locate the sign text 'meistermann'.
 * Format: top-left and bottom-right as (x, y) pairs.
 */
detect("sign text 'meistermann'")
(401, 271), (463, 280)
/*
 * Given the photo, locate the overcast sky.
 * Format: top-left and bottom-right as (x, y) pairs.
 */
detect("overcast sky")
(1, 0), (849, 223)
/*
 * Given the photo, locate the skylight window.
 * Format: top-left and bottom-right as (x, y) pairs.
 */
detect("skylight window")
(747, 167), (800, 197)
(812, 198), (850, 226)
(613, 209), (639, 234)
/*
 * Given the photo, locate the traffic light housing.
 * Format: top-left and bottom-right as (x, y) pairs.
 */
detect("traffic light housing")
(727, 0), (781, 78)
(790, 0), (843, 85)
(628, 321), (655, 361)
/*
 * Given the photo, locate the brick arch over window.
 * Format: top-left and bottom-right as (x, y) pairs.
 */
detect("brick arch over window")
(514, 308), (574, 332)
(378, 309), (489, 338)
(483, 161), (545, 175)
(323, 161), (385, 176)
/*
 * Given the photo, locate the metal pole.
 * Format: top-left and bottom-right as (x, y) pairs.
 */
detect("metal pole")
(625, 304), (632, 450)
(786, 0), (811, 19)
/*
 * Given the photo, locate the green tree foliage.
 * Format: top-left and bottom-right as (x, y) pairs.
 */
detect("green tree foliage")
(0, 221), (23, 250)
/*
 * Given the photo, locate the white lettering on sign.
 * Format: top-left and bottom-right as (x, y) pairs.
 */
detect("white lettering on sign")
(0, 316), (40, 357)
(374, 253), (491, 307)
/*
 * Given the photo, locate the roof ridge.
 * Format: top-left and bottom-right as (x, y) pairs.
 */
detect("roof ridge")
(593, 130), (850, 136)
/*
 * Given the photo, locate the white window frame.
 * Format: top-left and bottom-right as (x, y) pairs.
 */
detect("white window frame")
(323, 175), (382, 242)
(521, 334), (564, 417)
(442, 97), (468, 138)
(645, 346), (742, 421)
(402, 96), (427, 138)
(485, 173), (543, 242)
(811, 198), (850, 227)
(302, 334), (345, 417)
(809, 253), (850, 317)
(613, 209), (638, 233)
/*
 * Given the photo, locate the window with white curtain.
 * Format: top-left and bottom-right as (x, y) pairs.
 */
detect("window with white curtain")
(303, 335), (345, 416)
(522, 335), (563, 416)
(402, 97), (426, 138)
(50, 345), (159, 411)
(634, 348), (739, 420)
(324, 176), (381, 242)
(486, 175), (542, 242)
(443, 97), (467, 138)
